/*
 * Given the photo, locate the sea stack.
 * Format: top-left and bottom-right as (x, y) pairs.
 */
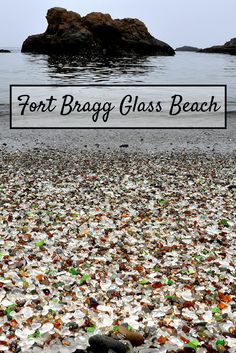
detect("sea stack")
(199, 38), (236, 55)
(21, 7), (175, 56)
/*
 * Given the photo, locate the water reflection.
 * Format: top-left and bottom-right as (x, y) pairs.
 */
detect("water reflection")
(1, 51), (235, 112)
(46, 54), (156, 83)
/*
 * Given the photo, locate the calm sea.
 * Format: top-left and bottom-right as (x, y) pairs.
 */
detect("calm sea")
(0, 48), (236, 117)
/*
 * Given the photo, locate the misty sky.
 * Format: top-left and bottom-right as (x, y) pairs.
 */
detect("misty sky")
(0, 0), (235, 48)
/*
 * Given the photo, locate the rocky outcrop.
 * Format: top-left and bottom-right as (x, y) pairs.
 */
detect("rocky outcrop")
(175, 46), (200, 52)
(88, 335), (128, 353)
(199, 38), (236, 55)
(21, 7), (175, 56)
(0, 49), (11, 53)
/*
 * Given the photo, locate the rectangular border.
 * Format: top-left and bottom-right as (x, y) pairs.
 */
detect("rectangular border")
(10, 84), (227, 129)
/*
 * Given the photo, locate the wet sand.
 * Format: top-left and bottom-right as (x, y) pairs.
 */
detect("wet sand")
(0, 114), (235, 153)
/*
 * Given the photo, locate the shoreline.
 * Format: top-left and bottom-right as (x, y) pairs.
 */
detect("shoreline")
(0, 114), (236, 154)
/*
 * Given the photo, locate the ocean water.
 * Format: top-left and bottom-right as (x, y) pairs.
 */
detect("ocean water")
(0, 48), (236, 119)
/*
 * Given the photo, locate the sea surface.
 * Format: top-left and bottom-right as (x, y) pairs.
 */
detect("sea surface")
(0, 48), (236, 123)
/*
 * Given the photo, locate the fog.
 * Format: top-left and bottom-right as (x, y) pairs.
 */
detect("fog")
(0, 0), (235, 49)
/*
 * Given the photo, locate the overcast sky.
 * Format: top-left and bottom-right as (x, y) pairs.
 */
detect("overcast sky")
(0, 0), (235, 48)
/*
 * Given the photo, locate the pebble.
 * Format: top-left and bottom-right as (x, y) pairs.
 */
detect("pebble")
(88, 335), (128, 353)
(118, 326), (145, 347)
(0, 150), (235, 353)
(40, 323), (54, 333)
(228, 184), (236, 190)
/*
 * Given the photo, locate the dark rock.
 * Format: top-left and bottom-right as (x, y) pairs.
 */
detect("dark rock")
(228, 184), (236, 190)
(21, 7), (175, 56)
(72, 350), (87, 353)
(0, 49), (11, 53)
(88, 335), (127, 353)
(199, 38), (236, 55)
(119, 144), (129, 148)
(175, 46), (200, 52)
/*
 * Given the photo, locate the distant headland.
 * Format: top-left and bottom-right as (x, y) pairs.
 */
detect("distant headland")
(175, 46), (200, 52)
(0, 49), (11, 53)
(175, 39), (236, 56)
(21, 7), (175, 56)
(199, 38), (236, 55)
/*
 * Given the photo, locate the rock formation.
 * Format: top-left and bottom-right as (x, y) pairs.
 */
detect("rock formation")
(0, 49), (11, 53)
(199, 38), (236, 55)
(175, 46), (200, 52)
(22, 7), (175, 56)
